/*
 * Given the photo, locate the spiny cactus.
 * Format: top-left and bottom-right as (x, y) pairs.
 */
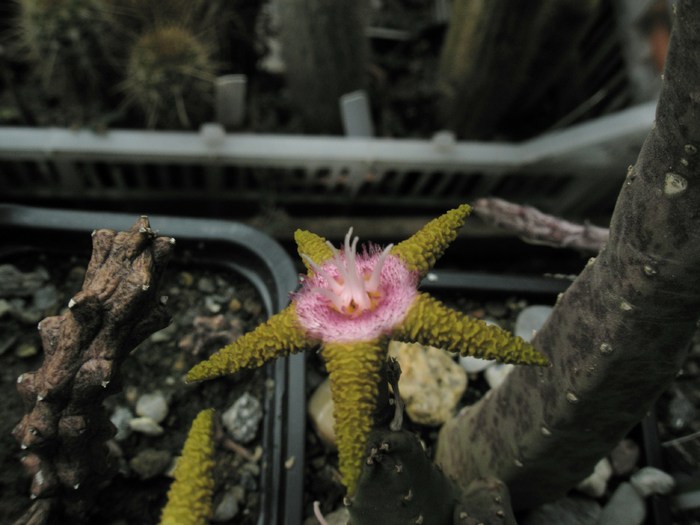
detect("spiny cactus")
(16, 0), (115, 98)
(123, 25), (215, 128)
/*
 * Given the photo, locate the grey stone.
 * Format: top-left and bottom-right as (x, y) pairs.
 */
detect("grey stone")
(150, 323), (177, 343)
(32, 284), (59, 311)
(197, 276), (216, 293)
(610, 438), (640, 476)
(111, 406), (134, 441)
(523, 496), (601, 525)
(212, 489), (240, 522)
(668, 391), (696, 431)
(0, 298), (11, 318)
(515, 305), (553, 343)
(0, 264), (49, 297)
(598, 482), (645, 525)
(129, 449), (172, 480)
(630, 466), (675, 497)
(576, 458), (612, 498)
(135, 391), (169, 424)
(222, 393), (263, 444)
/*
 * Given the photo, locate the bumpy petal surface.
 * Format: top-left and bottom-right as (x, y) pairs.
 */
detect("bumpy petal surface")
(391, 204), (471, 278)
(294, 253), (417, 343)
(295, 229), (334, 271)
(322, 339), (386, 495)
(159, 409), (215, 525)
(186, 305), (315, 382)
(393, 293), (548, 366)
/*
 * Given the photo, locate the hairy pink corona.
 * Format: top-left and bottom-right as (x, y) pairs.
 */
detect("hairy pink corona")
(294, 229), (419, 343)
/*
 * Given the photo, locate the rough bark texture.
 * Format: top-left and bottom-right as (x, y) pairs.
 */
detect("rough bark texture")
(437, 0), (600, 139)
(274, 0), (369, 134)
(436, 0), (700, 509)
(12, 217), (173, 523)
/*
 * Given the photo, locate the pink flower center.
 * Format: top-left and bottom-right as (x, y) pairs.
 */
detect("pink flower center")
(302, 228), (393, 316)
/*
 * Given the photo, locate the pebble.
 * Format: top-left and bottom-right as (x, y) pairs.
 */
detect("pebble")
(598, 482), (646, 525)
(228, 298), (242, 312)
(668, 391), (696, 431)
(197, 277), (216, 293)
(515, 305), (553, 342)
(629, 466), (675, 497)
(576, 458), (612, 498)
(15, 342), (39, 358)
(205, 296), (222, 313)
(484, 363), (515, 389)
(459, 355), (495, 373)
(129, 449), (172, 480)
(0, 264), (49, 297)
(222, 393), (263, 444)
(307, 378), (336, 447)
(135, 391), (169, 424)
(129, 416), (164, 436)
(211, 485), (245, 523)
(150, 323), (177, 343)
(0, 298), (10, 317)
(523, 496), (601, 525)
(178, 271), (194, 287)
(243, 297), (262, 317)
(110, 406), (134, 441)
(32, 284), (59, 311)
(609, 438), (640, 476)
(388, 341), (467, 426)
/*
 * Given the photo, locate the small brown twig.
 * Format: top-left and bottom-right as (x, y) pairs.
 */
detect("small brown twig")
(473, 197), (609, 253)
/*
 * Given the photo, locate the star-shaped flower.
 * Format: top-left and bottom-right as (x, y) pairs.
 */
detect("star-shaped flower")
(186, 205), (547, 495)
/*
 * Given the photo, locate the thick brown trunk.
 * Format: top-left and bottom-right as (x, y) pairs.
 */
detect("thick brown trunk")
(436, 0), (700, 508)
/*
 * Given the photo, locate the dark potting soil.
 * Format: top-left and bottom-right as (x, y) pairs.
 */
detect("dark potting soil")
(0, 251), (268, 525)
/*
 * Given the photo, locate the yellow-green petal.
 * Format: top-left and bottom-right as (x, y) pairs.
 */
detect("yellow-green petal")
(159, 408), (215, 525)
(186, 304), (315, 382)
(391, 204), (471, 278)
(295, 229), (334, 271)
(322, 339), (386, 496)
(393, 293), (548, 366)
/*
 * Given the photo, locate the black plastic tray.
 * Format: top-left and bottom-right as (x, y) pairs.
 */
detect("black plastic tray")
(0, 204), (305, 525)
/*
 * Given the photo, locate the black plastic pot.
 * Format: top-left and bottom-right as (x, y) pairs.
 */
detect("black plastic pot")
(0, 204), (305, 525)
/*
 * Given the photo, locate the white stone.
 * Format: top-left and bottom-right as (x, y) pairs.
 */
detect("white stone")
(459, 355), (496, 373)
(630, 466), (676, 497)
(484, 363), (515, 389)
(515, 305), (553, 342)
(388, 341), (467, 426)
(307, 378), (336, 448)
(598, 482), (645, 525)
(135, 391), (169, 424)
(129, 416), (164, 436)
(110, 406), (134, 441)
(576, 458), (613, 498)
(212, 489), (240, 522)
(222, 393), (263, 444)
